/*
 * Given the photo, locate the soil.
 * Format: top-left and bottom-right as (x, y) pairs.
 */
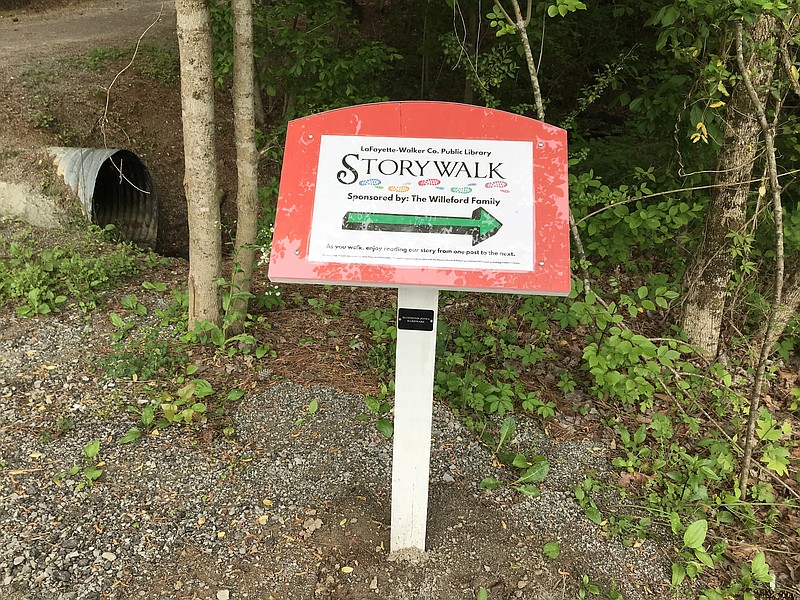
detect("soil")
(0, 2), (797, 600)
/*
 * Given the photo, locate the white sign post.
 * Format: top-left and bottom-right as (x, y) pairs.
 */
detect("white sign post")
(390, 286), (439, 551)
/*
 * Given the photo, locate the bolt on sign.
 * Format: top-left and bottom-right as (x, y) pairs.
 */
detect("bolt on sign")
(269, 101), (570, 553)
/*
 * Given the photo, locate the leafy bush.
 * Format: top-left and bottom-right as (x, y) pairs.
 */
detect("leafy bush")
(0, 225), (158, 315)
(210, 0), (402, 119)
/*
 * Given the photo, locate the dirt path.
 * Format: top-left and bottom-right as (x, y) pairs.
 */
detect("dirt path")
(0, 0), (175, 65)
(0, 0), (176, 149)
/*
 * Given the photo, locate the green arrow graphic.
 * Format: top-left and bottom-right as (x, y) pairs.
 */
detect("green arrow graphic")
(342, 207), (502, 246)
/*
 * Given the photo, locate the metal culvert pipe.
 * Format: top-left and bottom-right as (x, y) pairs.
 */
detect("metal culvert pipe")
(49, 147), (158, 247)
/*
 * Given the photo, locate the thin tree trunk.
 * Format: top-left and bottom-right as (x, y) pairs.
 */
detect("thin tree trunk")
(176, 0), (222, 328)
(463, 3), (477, 105)
(758, 262), (800, 353)
(497, 0), (543, 121)
(732, 19), (784, 500)
(228, 0), (260, 331)
(680, 15), (777, 357)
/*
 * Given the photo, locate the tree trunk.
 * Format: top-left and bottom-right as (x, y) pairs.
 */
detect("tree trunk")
(758, 261), (800, 353)
(228, 0), (260, 331)
(176, 0), (222, 328)
(680, 15), (777, 357)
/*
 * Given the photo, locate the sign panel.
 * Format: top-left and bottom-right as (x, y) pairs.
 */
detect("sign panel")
(269, 102), (570, 295)
(308, 135), (534, 272)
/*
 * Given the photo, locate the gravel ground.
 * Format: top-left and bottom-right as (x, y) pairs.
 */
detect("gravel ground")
(0, 296), (674, 600)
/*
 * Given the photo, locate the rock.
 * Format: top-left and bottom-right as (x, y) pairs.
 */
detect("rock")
(100, 551), (117, 562)
(217, 590), (230, 600)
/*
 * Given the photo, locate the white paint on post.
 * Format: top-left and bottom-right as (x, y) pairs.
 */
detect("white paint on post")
(390, 286), (439, 552)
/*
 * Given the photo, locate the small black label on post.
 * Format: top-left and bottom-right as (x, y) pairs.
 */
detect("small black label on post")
(398, 308), (435, 331)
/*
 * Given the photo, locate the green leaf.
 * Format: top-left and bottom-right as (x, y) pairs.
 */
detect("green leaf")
(109, 312), (124, 328)
(516, 484), (540, 497)
(547, 4), (558, 16)
(669, 512), (681, 534)
(226, 389), (245, 402)
(83, 439), (100, 460)
(751, 551), (771, 582)
(308, 398), (319, 414)
(192, 379), (214, 398)
(480, 477), (501, 490)
(716, 510), (734, 524)
(585, 506), (603, 524)
(497, 416), (515, 450)
(477, 588), (488, 600)
(760, 444), (790, 476)
(365, 395), (381, 414)
(516, 456), (550, 483)
(83, 466), (102, 482)
(512, 453), (530, 468)
(118, 427), (142, 445)
(375, 418), (393, 439)
(211, 327), (225, 348)
(543, 541), (560, 558)
(141, 404), (155, 426)
(671, 563), (685, 587)
(694, 549), (714, 568)
(633, 424), (647, 444)
(683, 519), (708, 549)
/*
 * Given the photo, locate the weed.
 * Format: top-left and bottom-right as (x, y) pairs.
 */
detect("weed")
(698, 551), (774, 600)
(54, 439), (103, 491)
(99, 289), (188, 381)
(33, 110), (56, 129)
(543, 541), (560, 559)
(573, 476), (605, 526)
(0, 225), (157, 315)
(293, 396), (320, 427)
(361, 381), (394, 438)
(118, 370), (214, 444)
(577, 573), (624, 599)
(479, 417), (551, 496)
(670, 519), (717, 591)
(67, 47), (128, 70)
(39, 417), (76, 443)
(135, 44), (180, 85)
(181, 275), (277, 359)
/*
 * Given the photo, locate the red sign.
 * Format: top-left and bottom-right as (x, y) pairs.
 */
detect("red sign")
(268, 102), (570, 294)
